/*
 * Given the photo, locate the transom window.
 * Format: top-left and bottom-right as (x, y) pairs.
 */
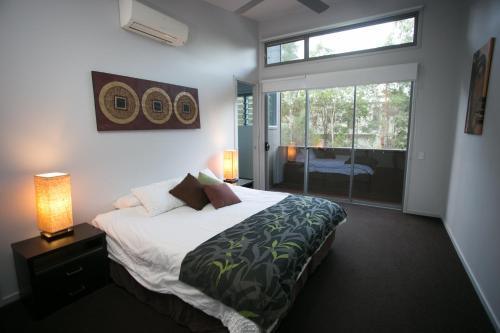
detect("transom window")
(265, 12), (418, 66)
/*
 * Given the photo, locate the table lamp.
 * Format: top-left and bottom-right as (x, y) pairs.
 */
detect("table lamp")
(34, 172), (74, 241)
(287, 145), (297, 161)
(223, 150), (239, 183)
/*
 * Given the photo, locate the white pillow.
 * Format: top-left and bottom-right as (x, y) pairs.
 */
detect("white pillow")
(199, 168), (219, 180)
(131, 178), (185, 217)
(113, 194), (141, 209)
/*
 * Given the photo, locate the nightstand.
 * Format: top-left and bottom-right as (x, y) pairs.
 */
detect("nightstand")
(11, 223), (108, 318)
(225, 178), (253, 188)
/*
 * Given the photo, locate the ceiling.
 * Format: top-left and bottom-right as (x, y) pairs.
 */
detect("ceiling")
(202, 0), (335, 22)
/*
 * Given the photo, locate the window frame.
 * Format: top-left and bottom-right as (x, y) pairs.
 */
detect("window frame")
(265, 36), (307, 66)
(264, 11), (419, 67)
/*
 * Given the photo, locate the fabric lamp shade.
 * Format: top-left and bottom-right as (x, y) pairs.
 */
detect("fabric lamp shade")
(287, 145), (297, 161)
(223, 150), (239, 182)
(34, 172), (73, 236)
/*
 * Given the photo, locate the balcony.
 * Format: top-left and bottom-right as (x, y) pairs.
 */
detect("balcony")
(269, 146), (407, 206)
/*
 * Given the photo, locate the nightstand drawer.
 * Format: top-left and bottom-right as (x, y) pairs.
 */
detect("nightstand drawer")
(34, 246), (107, 283)
(32, 247), (108, 315)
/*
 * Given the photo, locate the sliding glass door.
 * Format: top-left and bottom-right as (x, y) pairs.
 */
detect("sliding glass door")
(352, 82), (411, 204)
(265, 81), (412, 208)
(307, 87), (354, 199)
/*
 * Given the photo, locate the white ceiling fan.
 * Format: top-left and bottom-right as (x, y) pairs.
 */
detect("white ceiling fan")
(235, 0), (330, 15)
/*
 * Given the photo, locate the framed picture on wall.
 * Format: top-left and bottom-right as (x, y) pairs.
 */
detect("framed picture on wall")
(464, 38), (495, 135)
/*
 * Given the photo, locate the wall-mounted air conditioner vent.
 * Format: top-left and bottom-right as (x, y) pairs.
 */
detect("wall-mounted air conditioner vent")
(119, 0), (188, 46)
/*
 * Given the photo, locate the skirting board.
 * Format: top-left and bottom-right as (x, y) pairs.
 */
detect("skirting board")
(444, 222), (500, 332)
(404, 209), (441, 219)
(0, 291), (19, 308)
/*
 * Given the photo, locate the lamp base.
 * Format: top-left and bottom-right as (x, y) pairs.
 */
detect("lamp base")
(224, 178), (238, 184)
(41, 227), (74, 241)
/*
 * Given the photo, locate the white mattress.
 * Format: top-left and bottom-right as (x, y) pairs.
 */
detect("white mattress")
(92, 186), (289, 333)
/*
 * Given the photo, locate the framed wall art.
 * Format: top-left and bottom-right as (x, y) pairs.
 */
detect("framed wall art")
(464, 38), (495, 135)
(91, 71), (200, 131)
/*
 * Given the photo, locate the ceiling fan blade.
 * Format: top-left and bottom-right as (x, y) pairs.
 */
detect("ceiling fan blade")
(235, 0), (265, 14)
(297, 0), (329, 13)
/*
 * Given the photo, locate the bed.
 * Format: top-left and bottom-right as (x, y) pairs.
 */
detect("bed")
(92, 182), (346, 333)
(296, 148), (375, 176)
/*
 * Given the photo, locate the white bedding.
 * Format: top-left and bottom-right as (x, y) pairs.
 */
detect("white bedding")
(92, 186), (289, 333)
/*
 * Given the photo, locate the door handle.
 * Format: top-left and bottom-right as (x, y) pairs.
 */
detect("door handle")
(66, 266), (83, 276)
(265, 142), (270, 151)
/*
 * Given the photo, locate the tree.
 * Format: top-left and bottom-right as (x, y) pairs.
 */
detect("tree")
(280, 90), (306, 146)
(308, 87), (354, 148)
(281, 42), (301, 62)
(278, 82), (411, 151)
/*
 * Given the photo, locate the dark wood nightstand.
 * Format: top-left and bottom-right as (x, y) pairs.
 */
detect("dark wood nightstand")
(11, 223), (108, 318)
(225, 178), (253, 188)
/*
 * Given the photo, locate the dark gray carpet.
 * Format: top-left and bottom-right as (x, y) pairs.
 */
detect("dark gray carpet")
(0, 203), (495, 333)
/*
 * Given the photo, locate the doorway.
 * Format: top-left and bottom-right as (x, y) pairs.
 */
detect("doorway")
(265, 81), (413, 208)
(236, 81), (255, 182)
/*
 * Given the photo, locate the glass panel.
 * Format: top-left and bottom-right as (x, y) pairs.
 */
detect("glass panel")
(280, 90), (306, 147)
(309, 17), (415, 58)
(267, 93), (278, 127)
(266, 45), (281, 65)
(306, 87), (355, 199)
(246, 95), (253, 126)
(237, 96), (244, 126)
(267, 91), (306, 194)
(266, 39), (305, 64)
(281, 40), (304, 62)
(352, 82), (412, 205)
(237, 96), (253, 126)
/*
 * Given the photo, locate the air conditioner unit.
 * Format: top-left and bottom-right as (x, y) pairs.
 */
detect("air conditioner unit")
(119, 0), (188, 46)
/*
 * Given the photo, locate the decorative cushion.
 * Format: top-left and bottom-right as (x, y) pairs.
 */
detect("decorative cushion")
(169, 174), (209, 210)
(199, 168), (219, 180)
(132, 178), (184, 217)
(203, 183), (241, 209)
(113, 193), (141, 209)
(198, 171), (222, 186)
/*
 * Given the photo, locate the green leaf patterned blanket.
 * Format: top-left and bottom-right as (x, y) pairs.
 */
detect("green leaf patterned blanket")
(179, 195), (347, 330)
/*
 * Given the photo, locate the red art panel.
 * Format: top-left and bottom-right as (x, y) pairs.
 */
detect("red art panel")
(92, 71), (200, 131)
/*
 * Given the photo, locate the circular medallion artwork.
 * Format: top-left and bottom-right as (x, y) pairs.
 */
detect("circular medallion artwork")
(98, 81), (140, 124)
(141, 87), (172, 125)
(174, 92), (198, 125)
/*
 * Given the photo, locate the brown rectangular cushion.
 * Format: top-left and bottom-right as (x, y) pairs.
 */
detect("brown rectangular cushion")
(203, 183), (241, 209)
(169, 173), (209, 210)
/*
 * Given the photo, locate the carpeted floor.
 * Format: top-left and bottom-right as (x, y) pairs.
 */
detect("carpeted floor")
(0, 203), (495, 333)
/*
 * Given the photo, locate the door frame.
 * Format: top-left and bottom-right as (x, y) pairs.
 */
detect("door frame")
(233, 77), (258, 183)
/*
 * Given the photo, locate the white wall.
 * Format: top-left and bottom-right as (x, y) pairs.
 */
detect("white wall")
(445, 0), (500, 329)
(0, 0), (257, 305)
(258, 0), (468, 217)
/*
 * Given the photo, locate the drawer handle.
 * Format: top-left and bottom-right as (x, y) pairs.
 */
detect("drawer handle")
(66, 266), (84, 276)
(68, 285), (86, 297)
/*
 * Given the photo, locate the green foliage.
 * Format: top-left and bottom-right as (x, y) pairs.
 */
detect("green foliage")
(280, 90), (306, 146)
(279, 82), (411, 150)
(281, 41), (302, 62)
(239, 310), (260, 318)
(211, 260), (242, 287)
(264, 239), (301, 262)
(386, 18), (415, 45)
(309, 87), (354, 148)
(266, 221), (285, 232)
